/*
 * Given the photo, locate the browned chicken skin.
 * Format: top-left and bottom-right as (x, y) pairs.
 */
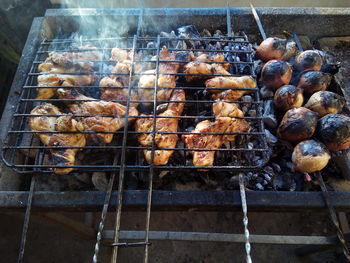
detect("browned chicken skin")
(29, 104), (86, 174)
(183, 52), (230, 82)
(135, 89), (185, 165)
(57, 88), (138, 144)
(182, 101), (250, 167)
(205, 76), (256, 101)
(37, 44), (99, 99)
(138, 46), (190, 106)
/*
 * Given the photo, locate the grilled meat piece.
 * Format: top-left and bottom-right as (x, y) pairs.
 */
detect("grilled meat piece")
(57, 88), (138, 144)
(37, 44), (99, 99)
(182, 101), (250, 167)
(135, 89), (185, 165)
(29, 104), (86, 174)
(138, 46), (190, 106)
(205, 76), (256, 101)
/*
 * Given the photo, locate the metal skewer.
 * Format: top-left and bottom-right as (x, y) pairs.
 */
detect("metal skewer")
(316, 172), (350, 261)
(250, 4), (267, 40)
(229, 5), (252, 263)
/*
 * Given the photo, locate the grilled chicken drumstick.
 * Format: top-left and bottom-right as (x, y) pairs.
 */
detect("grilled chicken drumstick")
(138, 46), (191, 106)
(183, 52), (230, 82)
(57, 88), (138, 144)
(100, 48), (140, 107)
(182, 101), (250, 167)
(37, 44), (99, 99)
(29, 104), (86, 174)
(135, 89), (185, 165)
(205, 76), (256, 101)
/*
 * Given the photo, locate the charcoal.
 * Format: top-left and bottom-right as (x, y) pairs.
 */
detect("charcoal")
(256, 183), (264, 190)
(263, 173), (272, 181)
(265, 129), (278, 145)
(92, 172), (108, 190)
(242, 95), (253, 103)
(201, 29), (212, 37)
(248, 109), (256, 117)
(273, 171), (297, 191)
(260, 86), (274, 99)
(263, 100), (278, 129)
(271, 162), (282, 173)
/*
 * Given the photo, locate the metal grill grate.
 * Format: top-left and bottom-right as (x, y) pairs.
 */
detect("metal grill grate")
(1, 28), (268, 175)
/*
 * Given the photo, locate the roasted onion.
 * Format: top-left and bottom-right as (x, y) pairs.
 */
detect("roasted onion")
(297, 71), (332, 94)
(260, 60), (292, 90)
(274, 85), (303, 111)
(277, 107), (318, 143)
(316, 114), (350, 151)
(256, 37), (297, 62)
(294, 50), (323, 71)
(292, 139), (330, 173)
(304, 91), (346, 116)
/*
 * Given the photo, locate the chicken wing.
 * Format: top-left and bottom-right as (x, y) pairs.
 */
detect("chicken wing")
(138, 46), (190, 106)
(57, 88), (138, 144)
(205, 76), (256, 101)
(135, 89), (185, 165)
(29, 104), (86, 174)
(182, 101), (250, 167)
(182, 52), (230, 82)
(37, 44), (99, 99)
(101, 49), (142, 106)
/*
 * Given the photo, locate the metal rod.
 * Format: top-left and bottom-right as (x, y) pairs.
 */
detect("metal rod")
(111, 34), (139, 263)
(293, 32), (304, 52)
(239, 173), (252, 263)
(92, 154), (119, 263)
(143, 34), (162, 263)
(17, 175), (35, 263)
(250, 4), (267, 40)
(102, 230), (339, 245)
(316, 172), (350, 261)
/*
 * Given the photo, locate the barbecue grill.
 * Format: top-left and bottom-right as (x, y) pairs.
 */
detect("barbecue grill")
(1, 6), (350, 263)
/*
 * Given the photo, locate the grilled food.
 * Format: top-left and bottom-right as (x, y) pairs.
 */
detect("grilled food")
(138, 46), (190, 106)
(37, 44), (99, 99)
(316, 114), (350, 151)
(304, 91), (346, 117)
(260, 60), (292, 90)
(57, 88), (138, 144)
(277, 107), (319, 143)
(205, 76), (256, 101)
(135, 89), (185, 165)
(292, 140), (330, 173)
(297, 70), (332, 94)
(256, 37), (297, 62)
(182, 101), (250, 167)
(29, 104), (86, 174)
(294, 50), (323, 72)
(273, 85), (304, 112)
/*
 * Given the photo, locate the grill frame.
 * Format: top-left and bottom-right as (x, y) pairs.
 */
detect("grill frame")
(1, 26), (269, 174)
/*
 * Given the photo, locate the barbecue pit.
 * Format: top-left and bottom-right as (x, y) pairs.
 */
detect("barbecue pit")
(1, 6), (350, 263)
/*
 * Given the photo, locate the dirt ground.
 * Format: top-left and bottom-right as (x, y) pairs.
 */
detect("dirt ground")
(0, 210), (347, 263)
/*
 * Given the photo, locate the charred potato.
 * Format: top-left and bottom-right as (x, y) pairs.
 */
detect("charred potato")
(277, 107), (319, 143)
(256, 37), (297, 62)
(294, 50), (323, 71)
(304, 91), (346, 116)
(297, 71), (332, 94)
(316, 114), (350, 151)
(274, 85), (304, 111)
(260, 60), (292, 90)
(292, 139), (330, 173)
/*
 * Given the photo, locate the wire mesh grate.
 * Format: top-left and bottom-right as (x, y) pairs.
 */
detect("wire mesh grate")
(2, 33), (268, 174)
